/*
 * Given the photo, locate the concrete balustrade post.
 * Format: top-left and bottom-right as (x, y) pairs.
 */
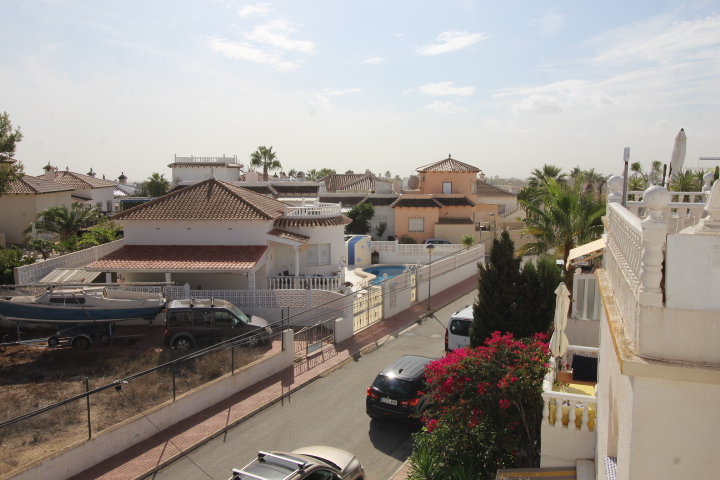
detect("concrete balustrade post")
(639, 185), (671, 307)
(568, 404), (576, 430)
(581, 406), (590, 432)
(543, 398), (551, 426)
(607, 175), (623, 204)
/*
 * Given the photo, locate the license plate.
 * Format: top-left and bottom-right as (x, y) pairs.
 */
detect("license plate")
(380, 397), (397, 405)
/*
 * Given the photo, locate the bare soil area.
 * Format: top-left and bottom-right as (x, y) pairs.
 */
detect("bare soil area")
(0, 325), (265, 478)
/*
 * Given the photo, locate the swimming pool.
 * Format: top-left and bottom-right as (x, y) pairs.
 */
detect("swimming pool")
(362, 265), (408, 285)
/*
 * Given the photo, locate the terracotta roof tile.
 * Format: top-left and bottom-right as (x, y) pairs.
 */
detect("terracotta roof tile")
(274, 215), (352, 228)
(110, 178), (287, 221)
(50, 170), (118, 189)
(416, 156), (480, 173)
(476, 181), (517, 197)
(242, 185), (278, 195)
(391, 197), (442, 208)
(437, 217), (474, 225)
(339, 174), (385, 192)
(267, 228), (310, 244)
(360, 195), (399, 206)
(5, 176), (74, 195)
(434, 195), (476, 207)
(318, 174), (366, 192)
(271, 184), (320, 195)
(86, 245), (267, 271)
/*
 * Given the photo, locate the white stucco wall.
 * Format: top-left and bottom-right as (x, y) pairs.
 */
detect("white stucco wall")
(371, 206), (395, 240)
(171, 166), (240, 184)
(121, 219), (271, 245)
(665, 232), (720, 311)
(0, 192), (72, 244)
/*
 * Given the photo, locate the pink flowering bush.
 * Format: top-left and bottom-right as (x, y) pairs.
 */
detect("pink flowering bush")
(410, 332), (551, 479)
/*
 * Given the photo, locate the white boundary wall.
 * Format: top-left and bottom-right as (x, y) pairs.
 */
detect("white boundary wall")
(10, 330), (294, 480)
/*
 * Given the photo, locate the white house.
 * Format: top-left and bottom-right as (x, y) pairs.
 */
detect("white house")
(0, 175), (74, 246)
(44, 166), (117, 214)
(85, 178), (350, 291)
(168, 155), (244, 185)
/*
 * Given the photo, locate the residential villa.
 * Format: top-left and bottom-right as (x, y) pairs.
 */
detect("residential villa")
(84, 177), (350, 291)
(0, 175), (73, 246)
(43, 165), (117, 214)
(519, 173), (720, 480)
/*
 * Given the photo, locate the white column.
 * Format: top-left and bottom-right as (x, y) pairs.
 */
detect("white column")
(294, 246), (301, 277)
(165, 272), (172, 283)
(249, 271), (256, 290)
(639, 185), (670, 307)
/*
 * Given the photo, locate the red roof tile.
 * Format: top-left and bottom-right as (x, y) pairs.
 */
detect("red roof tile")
(437, 217), (474, 225)
(86, 245), (267, 271)
(391, 197), (442, 208)
(274, 216), (352, 228)
(110, 178), (287, 221)
(476, 181), (517, 197)
(267, 228), (310, 244)
(50, 170), (118, 189)
(434, 195), (476, 207)
(416, 156), (480, 173)
(5, 176), (74, 195)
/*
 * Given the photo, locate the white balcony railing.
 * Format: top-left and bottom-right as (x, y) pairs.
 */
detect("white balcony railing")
(283, 203), (342, 217)
(542, 345), (598, 433)
(626, 190), (708, 233)
(266, 274), (342, 292)
(173, 154), (240, 163)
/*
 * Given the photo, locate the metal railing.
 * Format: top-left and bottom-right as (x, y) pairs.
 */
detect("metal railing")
(173, 154), (239, 163)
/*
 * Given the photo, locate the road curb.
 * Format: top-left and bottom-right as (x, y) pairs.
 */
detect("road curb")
(131, 281), (477, 480)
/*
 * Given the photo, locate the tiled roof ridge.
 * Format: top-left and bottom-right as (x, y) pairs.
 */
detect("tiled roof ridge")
(416, 156), (480, 173)
(52, 170), (118, 188)
(111, 178), (287, 221)
(7, 175), (75, 195)
(476, 180), (517, 197)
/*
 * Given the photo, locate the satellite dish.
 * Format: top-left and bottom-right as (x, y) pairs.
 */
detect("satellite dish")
(297, 171), (305, 179)
(407, 175), (420, 190)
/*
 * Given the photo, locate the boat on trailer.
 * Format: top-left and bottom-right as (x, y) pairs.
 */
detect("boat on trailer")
(0, 284), (166, 324)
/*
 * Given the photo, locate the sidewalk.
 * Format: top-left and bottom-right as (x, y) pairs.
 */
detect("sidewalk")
(68, 274), (479, 480)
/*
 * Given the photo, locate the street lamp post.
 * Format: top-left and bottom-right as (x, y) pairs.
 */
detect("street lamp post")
(426, 243), (435, 310)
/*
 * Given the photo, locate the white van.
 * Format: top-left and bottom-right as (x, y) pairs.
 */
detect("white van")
(445, 305), (473, 351)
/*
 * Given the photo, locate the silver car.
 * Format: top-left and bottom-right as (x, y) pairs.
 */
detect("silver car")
(230, 446), (365, 480)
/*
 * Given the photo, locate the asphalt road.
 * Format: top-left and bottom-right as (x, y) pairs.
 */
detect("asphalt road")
(147, 291), (476, 480)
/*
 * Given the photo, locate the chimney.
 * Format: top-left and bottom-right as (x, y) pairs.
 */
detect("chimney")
(118, 172), (127, 184)
(43, 163), (55, 181)
(87, 168), (96, 177)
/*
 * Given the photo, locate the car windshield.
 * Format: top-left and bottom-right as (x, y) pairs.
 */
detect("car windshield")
(229, 305), (249, 323)
(450, 319), (472, 336)
(372, 375), (417, 396)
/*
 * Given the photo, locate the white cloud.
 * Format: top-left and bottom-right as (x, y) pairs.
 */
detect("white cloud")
(206, 37), (281, 65)
(418, 81), (474, 96)
(306, 93), (336, 113)
(244, 20), (314, 53)
(424, 101), (465, 114)
(529, 12), (566, 37)
(511, 90), (614, 116)
(323, 88), (361, 96)
(364, 57), (385, 64)
(238, 3), (274, 18)
(417, 31), (488, 56)
(591, 13), (720, 65)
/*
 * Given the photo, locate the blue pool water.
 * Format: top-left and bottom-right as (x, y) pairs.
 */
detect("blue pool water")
(362, 265), (407, 284)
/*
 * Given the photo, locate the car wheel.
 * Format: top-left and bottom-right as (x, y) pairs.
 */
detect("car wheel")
(72, 336), (91, 351)
(243, 334), (260, 348)
(48, 336), (60, 348)
(173, 336), (193, 352)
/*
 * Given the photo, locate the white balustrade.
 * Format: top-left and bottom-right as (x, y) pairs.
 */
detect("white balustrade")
(638, 186), (670, 307)
(173, 155), (239, 163)
(283, 203), (342, 217)
(266, 275), (342, 291)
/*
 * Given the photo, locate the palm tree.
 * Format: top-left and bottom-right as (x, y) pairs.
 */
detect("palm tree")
(30, 204), (103, 241)
(583, 168), (605, 200)
(145, 172), (170, 197)
(649, 160), (663, 185)
(306, 168), (319, 181)
(568, 166), (583, 186)
(288, 169), (298, 178)
(518, 178), (605, 295)
(250, 146), (282, 181)
(527, 164), (566, 188)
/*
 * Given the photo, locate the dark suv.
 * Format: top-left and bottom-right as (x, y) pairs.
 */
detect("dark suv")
(164, 298), (272, 352)
(366, 355), (433, 423)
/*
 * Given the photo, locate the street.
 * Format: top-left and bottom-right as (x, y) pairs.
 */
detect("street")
(147, 291), (476, 480)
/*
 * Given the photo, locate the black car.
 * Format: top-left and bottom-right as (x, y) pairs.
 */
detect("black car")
(366, 355), (433, 423)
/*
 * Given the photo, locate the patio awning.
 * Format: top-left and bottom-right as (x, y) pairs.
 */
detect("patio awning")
(566, 238), (606, 269)
(38, 269), (102, 284)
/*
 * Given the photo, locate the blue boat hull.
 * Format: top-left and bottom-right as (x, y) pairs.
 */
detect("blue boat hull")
(0, 301), (164, 323)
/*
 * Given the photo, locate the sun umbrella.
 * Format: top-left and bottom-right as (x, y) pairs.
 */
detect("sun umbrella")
(549, 282), (570, 359)
(669, 128), (687, 179)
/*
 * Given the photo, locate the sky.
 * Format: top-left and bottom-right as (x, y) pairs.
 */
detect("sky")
(2, 0), (719, 184)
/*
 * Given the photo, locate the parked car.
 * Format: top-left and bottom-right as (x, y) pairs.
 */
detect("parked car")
(164, 298), (272, 352)
(445, 305), (473, 352)
(366, 355), (433, 423)
(229, 446), (365, 480)
(422, 238), (451, 245)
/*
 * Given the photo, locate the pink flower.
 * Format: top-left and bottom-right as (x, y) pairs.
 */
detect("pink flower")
(499, 399), (511, 409)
